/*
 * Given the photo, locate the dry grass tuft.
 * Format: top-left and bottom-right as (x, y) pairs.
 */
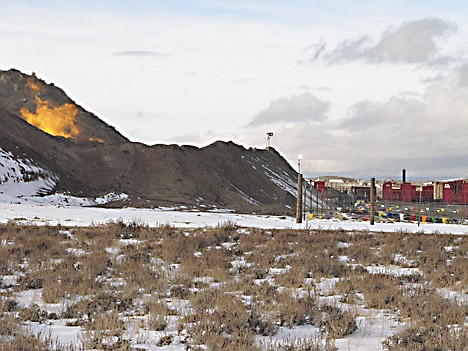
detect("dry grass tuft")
(1, 223), (468, 350)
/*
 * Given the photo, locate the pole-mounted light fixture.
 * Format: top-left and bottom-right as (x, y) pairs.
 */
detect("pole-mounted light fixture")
(266, 132), (274, 149)
(297, 154), (303, 174)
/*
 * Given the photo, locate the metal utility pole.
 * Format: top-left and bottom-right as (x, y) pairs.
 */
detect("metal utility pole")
(302, 179), (307, 221)
(316, 187), (319, 215)
(296, 155), (303, 224)
(370, 177), (375, 225)
(296, 173), (303, 224)
(418, 185), (422, 227)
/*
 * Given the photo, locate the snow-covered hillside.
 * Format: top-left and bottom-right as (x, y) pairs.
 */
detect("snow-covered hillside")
(0, 148), (57, 202)
(0, 148), (128, 206)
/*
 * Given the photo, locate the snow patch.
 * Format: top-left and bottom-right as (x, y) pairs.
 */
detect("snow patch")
(1, 147), (128, 207)
(262, 164), (297, 197)
(0, 148), (57, 201)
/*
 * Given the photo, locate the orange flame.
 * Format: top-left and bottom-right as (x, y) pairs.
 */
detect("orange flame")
(20, 96), (80, 138)
(89, 137), (105, 143)
(26, 76), (41, 93)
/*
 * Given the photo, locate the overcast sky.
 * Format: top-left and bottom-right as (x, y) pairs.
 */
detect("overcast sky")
(2, 1), (468, 179)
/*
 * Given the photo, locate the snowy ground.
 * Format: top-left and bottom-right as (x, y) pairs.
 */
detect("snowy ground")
(2, 202), (468, 351)
(1, 201), (467, 235)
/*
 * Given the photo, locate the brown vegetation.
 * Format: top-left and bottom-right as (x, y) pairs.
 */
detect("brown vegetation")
(0, 221), (467, 350)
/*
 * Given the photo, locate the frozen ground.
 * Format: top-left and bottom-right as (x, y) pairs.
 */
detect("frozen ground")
(2, 202), (467, 351)
(0, 201), (467, 235)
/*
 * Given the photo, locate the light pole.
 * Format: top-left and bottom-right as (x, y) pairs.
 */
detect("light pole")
(370, 178), (375, 225)
(296, 155), (303, 224)
(266, 132), (274, 149)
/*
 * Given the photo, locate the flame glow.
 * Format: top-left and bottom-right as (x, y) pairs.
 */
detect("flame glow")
(89, 137), (105, 143)
(26, 76), (41, 93)
(20, 96), (80, 139)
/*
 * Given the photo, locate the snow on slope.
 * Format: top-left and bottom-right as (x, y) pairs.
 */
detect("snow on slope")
(23, 191), (130, 207)
(262, 164), (326, 209)
(262, 164), (297, 196)
(0, 148), (57, 202)
(0, 148), (128, 206)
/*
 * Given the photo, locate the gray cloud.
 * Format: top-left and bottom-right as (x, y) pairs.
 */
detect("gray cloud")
(241, 64), (468, 178)
(342, 96), (426, 131)
(308, 18), (457, 64)
(248, 93), (329, 126)
(299, 40), (326, 64)
(338, 65), (468, 173)
(113, 50), (172, 57)
(326, 36), (371, 63)
(456, 63), (468, 87)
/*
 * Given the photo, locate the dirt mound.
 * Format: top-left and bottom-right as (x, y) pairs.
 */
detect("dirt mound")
(0, 69), (297, 214)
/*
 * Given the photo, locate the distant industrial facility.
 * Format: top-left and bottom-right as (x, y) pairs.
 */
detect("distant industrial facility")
(382, 179), (468, 205)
